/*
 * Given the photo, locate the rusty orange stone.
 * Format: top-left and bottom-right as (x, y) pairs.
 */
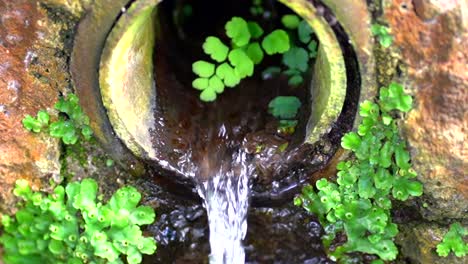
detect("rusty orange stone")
(0, 0), (61, 213)
(385, 0), (467, 219)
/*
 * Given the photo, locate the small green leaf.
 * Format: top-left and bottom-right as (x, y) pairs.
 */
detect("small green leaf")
(216, 63), (240, 87)
(374, 167), (393, 191)
(225, 17), (251, 47)
(137, 237), (157, 255)
(247, 21), (264, 39)
(209, 76), (225, 94)
(374, 239), (398, 260)
(298, 20), (313, 44)
(380, 82), (412, 112)
(395, 144), (411, 170)
(268, 96), (302, 119)
(228, 49), (254, 78)
(380, 34), (393, 48)
(358, 117), (375, 136)
(358, 174), (376, 199)
(341, 132), (361, 151)
(359, 100), (379, 118)
(371, 24), (384, 35)
(55, 98), (71, 114)
(81, 125), (93, 140)
(49, 120), (78, 145)
(282, 47), (309, 72)
(288, 75), (303, 86)
(262, 30), (290, 55)
(62, 132), (79, 145)
(381, 113), (393, 125)
(378, 141), (393, 168)
(94, 241), (119, 261)
(192, 78), (209, 90)
(281, 14), (301, 29)
(192, 61), (215, 78)
(37, 110), (50, 126)
(200, 88), (217, 102)
(246, 42), (264, 64)
(127, 247), (143, 264)
(372, 24), (393, 48)
(130, 206), (155, 226)
(73, 178), (98, 210)
(109, 186), (142, 211)
(22, 115), (42, 133)
(13, 179), (32, 198)
(48, 239), (65, 255)
(202, 36), (229, 62)
(392, 177), (423, 201)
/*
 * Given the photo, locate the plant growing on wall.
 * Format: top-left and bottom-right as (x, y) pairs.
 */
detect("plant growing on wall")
(0, 179), (156, 264)
(294, 82), (422, 262)
(371, 23), (393, 48)
(22, 94), (93, 145)
(436, 222), (467, 257)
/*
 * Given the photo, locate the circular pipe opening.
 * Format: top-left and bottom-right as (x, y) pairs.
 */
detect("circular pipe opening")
(72, 0), (360, 206)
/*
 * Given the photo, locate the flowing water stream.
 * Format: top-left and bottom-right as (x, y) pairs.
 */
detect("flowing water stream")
(197, 150), (253, 264)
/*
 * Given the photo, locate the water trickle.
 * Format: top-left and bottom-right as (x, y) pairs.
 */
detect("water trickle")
(147, 2), (320, 262)
(197, 151), (254, 264)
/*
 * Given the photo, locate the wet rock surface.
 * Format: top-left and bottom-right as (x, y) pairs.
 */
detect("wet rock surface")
(140, 176), (332, 264)
(385, 0), (468, 221)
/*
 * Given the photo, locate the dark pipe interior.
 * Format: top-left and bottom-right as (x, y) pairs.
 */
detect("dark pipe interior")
(147, 0), (314, 192)
(138, 0), (361, 207)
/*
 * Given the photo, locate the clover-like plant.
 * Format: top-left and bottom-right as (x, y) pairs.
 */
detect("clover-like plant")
(22, 94), (93, 145)
(192, 17), (290, 102)
(294, 82), (422, 262)
(436, 222), (467, 258)
(371, 23), (393, 48)
(263, 15), (318, 86)
(0, 179), (156, 264)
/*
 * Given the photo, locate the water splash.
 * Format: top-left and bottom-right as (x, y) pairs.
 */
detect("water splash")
(197, 151), (253, 264)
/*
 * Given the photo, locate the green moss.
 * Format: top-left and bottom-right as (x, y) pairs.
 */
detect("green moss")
(436, 223), (468, 258)
(22, 94), (93, 145)
(371, 23), (393, 48)
(0, 179), (156, 264)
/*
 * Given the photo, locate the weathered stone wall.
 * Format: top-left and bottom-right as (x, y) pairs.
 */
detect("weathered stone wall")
(383, 0), (467, 263)
(385, 0), (467, 222)
(0, 0), (93, 214)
